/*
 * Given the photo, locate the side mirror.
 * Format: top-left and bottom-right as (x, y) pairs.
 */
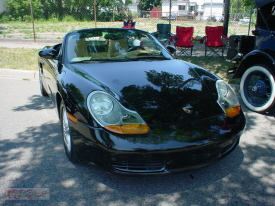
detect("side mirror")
(38, 48), (58, 59)
(166, 45), (176, 54)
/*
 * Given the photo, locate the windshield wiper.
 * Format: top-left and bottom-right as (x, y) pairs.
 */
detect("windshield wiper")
(71, 60), (93, 64)
(70, 57), (170, 64)
(71, 58), (129, 64)
(128, 56), (171, 61)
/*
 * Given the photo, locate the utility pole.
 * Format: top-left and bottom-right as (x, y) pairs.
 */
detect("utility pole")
(30, 0), (36, 42)
(94, 0), (97, 28)
(210, 0), (213, 17)
(223, 0), (230, 36)
(169, 0), (172, 24)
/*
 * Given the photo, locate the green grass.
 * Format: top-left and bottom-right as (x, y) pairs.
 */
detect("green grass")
(179, 56), (239, 84)
(0, 48), (39, 70)
(0, 20), (252, 40)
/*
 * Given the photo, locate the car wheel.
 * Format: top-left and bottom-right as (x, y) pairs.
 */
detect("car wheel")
(60, 101), (77, 163)
(240, 64), (275, 113)
(39, 68), (48, 96)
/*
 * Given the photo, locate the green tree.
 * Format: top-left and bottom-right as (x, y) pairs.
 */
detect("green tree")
(5, 0), (132, 21)
(98, 0), (133, 21)
(38, 0), (62, 20)
(5, 0), (43, 21)
(139, 0), (161, 11)
(230, 0), (255, 20)
(230, 0), (245, 14)
(243, 0), (256, 7)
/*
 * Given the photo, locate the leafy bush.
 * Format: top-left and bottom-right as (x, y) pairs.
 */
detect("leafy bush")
(23, 15), (32, 22)
(72, 9), (93, 21)
(114, 13), (127, 21)
(0, 11), (11, 22)
(98, 12), (113, 22)
(62, 15), (77, 22)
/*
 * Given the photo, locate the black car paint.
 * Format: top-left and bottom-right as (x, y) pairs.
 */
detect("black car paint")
(232, 49), (275, 79)
(69, 60), (225, 123)
(41, 57), (245, 174)
(255, 0), (274, 8)
(39, 29), (245, 174)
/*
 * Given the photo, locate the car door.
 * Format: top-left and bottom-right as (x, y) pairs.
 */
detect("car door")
(42, 45), (61, 103)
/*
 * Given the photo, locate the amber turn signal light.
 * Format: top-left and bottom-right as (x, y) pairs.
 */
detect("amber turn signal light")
(105, 124), (150, 135)
(225, 105), (241, 118)
(67, 112), (78, 123)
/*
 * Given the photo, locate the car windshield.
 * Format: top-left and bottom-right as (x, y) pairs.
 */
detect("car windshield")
(64, 28), (173, 63)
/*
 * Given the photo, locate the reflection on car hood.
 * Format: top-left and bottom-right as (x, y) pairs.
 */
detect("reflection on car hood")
(71, 59), (223, 124)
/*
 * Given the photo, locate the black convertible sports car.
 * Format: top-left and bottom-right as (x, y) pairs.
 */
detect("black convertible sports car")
(38, 28), (246, 175)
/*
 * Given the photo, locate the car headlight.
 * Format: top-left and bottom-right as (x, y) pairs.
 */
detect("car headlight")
(87, 91), (150, 135)
(216, 80), (241, 118)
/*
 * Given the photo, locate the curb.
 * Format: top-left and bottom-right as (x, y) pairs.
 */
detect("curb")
(0, 68), (38, 80)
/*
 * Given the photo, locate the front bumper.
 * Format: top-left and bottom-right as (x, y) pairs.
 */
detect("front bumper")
(110, 137), (240, 175)
(69, 112), (245, 175)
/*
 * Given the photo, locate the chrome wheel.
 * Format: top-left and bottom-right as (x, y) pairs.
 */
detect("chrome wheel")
(62, 107), (71, 153)
(60, 101), (77, 162)
(240, 65), (275, 113)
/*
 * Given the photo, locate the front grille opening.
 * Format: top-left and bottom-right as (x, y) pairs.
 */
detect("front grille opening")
(112, 161), (165, 173)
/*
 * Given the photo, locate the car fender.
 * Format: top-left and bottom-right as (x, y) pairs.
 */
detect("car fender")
(233, 49), (275, 78)
(55, 69), (75, 120)
(55, 87), (63, 119)
(55, 66), (101, 127)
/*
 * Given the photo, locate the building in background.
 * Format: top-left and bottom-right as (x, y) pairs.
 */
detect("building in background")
(0, 0), (5, 13)
(202, 0), (224, 20)
(0, 0), (224, 22)
(127, 0), (139, 13)
(137, 0), (224, 21)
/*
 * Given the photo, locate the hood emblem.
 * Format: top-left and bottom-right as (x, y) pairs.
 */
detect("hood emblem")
(183, 104), (193, 114)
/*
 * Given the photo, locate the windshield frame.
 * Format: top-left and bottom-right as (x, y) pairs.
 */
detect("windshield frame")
(62, 28), (173, 64)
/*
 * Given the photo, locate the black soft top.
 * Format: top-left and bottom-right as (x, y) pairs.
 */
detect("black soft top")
(255, 0), (275, 31)
(255, 0), (275, 8)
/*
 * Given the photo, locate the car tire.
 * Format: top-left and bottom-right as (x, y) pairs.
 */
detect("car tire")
(39, 68), (48, 96)
(240, 64), (275, 113)
(60, 101), (78, 163)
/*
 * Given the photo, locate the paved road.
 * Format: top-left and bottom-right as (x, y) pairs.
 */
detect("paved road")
(0, 38), (61, 49)
(0, 70), (275, 206)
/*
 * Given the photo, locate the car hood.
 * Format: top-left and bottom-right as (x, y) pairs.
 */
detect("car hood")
(71, 59), (223, 124)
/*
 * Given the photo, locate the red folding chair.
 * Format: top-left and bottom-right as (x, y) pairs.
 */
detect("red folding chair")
(169, 26), (198, 57)
(200, 26), (229, 57)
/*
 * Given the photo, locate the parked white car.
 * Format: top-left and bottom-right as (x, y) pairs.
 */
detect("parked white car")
(238, 17), (250, 25)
